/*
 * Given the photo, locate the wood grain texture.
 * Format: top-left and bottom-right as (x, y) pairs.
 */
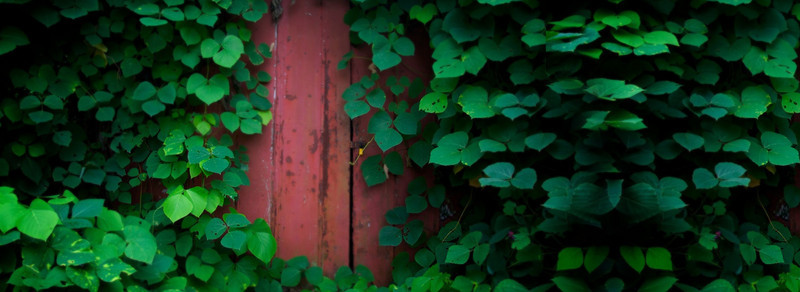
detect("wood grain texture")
(239, 2), (438, 284)
(238, 0), (351, 276)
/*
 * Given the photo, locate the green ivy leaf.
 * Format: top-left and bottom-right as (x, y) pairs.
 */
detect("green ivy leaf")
(404, 219), (424, 245)
(701, 279), (735, 292)
(645, 81), (681, 95)
(201, 158), (229, 174)
(409, 4), (437, 24)
(240, 118), (263, 134)
(220, 230), (247, 250)
(213, 35), (244, 68)
(72, 199), (103, 219)
(378, 226), (402, 246)
(692, 168), (718, 189)
(584, 246), (609, 273)
(162, 7), (185, 21)
(735, 86), (771, 118)
(619, 246), (645, 273)
(419, 92), (448, 113)
(445, 244), (470, 264)
(373, 51), (401, 71)
(281, 267), (302, 287)
(764, 58), (796, 78)
(248, 231), (277, 264)
(361, 155), (386, 186)
(759, 245), (784, 264)
(140, 17), (167, 26)
(200, 38), (220, 58)
(585, 78), (644, 100)
(393, 37), (415, 56)
(551, 276), (590, 292)
(157, 83), (177, 104)
(672, 132), (704, 151)
(96, 258), (136, 282)
(458, 86), (494, 118)
(740, 243), (757, 265)
(384, 151), (404, 175)
(344, 100), (370, 119)
(133, 81), (157, 101)
(415, 249), (435, 267)
(123, 224), (157, 264)
(194, 74), (229, 105)
(743, 47), (767, 75)
(221, 112), (240, 132)
(0, 26), (28, 55)
(205, 218), (227, 240)
(785, 185), (800, 208)
(405, 195), (427, 214)
(556, 247), (583, 270)
(224, 213), (251, 228)
(761, 134), (800, 166)
(305, 266), (324, 285)
(163, 193), (193, 222)
(433, 58), (465, 78)
(385, 207), (408, 225)
(643, 31), (679, 46)
(142, 100), (165, 116)
(645, 247), (672, 270)
(366, 89), (386, 108)
(463, 46), (487, 75)
(473, 243), (490, 265)
(604, 110), (646, 131)
(375, 128), (402, 152)
(29, 110), (54, 123)
(16, 199), (58, 241)
(511, 168), (537, 189)
(525, 133), (557, 151)
(639, 277), (677, 292)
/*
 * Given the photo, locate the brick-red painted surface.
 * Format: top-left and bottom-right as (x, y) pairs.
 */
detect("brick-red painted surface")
(238, 1), (352, 276)
(238, 1), (437, 284)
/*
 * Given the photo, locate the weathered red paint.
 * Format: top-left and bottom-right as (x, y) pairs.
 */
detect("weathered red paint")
(238, 1), (437, 284)
(238, 0), (351, 275)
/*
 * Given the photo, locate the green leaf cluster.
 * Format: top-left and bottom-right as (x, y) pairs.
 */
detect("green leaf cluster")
(0, 0), (284, 291)
(343, 0), (800, 290)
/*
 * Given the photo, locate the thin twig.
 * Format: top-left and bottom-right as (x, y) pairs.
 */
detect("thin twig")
(757, 194), (788, 242)
(442, 192), (472, 242)
(349, 136), (375, 165)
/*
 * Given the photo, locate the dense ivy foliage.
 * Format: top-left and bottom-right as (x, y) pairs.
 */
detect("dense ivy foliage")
(0, 0), (305, 290)
(343, 0), (800, 290)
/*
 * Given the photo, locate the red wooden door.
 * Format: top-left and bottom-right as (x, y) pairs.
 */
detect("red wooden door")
(236, 1), (437, 285)
(236, 0), (351, 277)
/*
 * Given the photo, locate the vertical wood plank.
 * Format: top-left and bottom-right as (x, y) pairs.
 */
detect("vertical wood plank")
(238, 0), (351, 275)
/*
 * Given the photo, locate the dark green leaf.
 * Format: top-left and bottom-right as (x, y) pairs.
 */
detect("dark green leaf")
(556, 247), (583, 270)
(445, 245), (470, 264)
(379, 226), (402, 246)
(619, 246), (644, 273)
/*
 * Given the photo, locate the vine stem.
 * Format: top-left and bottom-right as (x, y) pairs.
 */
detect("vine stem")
(349, 136), (375, 166)
(757, 193), (788, 242)
(442, 192), (472, 242)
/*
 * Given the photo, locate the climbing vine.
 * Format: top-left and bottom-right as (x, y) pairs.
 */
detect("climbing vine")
(0, 0), (291, 290)
(342, 0), (800, 290)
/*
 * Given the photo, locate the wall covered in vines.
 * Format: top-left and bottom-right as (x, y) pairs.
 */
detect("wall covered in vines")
(0, 0), (290, 290)
(342, 0), (800, 290)
(5, 0), (800, 291)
